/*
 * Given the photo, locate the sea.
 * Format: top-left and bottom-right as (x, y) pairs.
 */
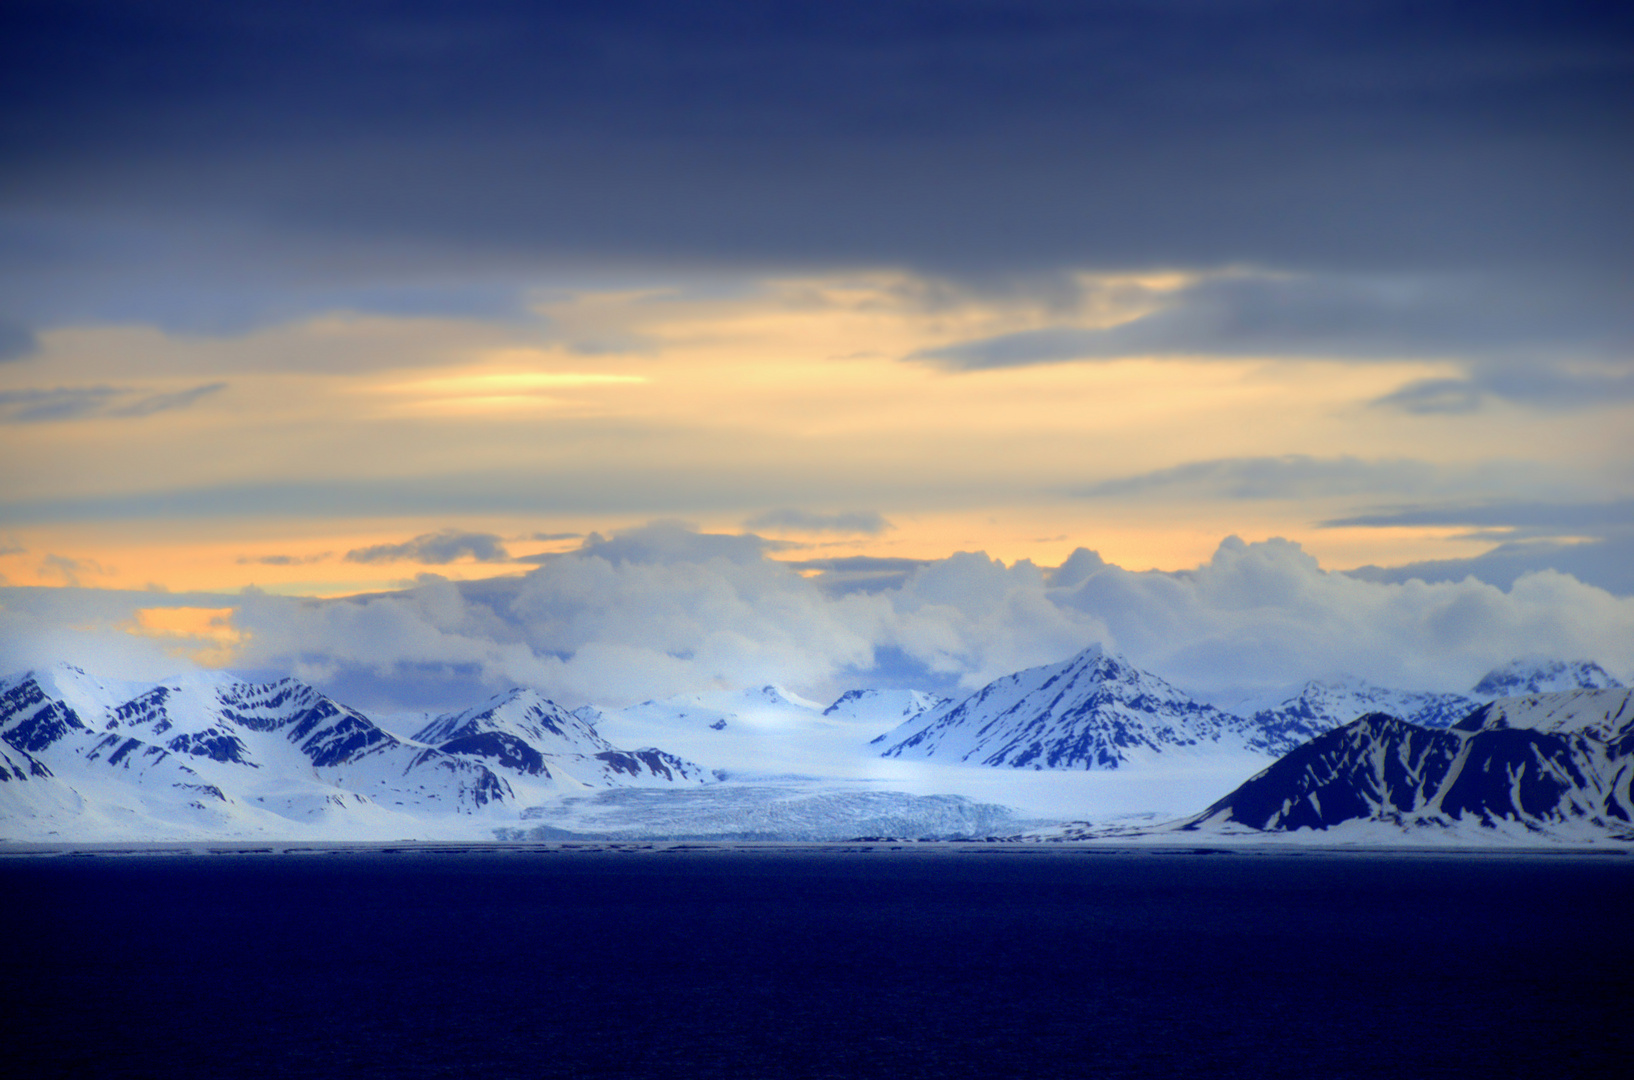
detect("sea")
(3, 846), (1630, 1079)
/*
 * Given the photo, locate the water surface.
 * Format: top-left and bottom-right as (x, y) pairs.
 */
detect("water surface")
(3, 847), (1628, 1078)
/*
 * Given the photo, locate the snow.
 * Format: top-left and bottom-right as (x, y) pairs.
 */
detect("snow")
(593, 683), (888, 777)
(877, 645), (1264, 767)
(1166, 687), (1634, 844)
(4, 653), (1631, 846)
(0, 667), (683, 842)
(1249, 679), (1481, 746)
(1471, 658), (1624, 698)
(1461, 687), (1633, 739)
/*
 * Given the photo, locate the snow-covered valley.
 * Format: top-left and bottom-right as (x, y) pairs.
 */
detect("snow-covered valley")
(2, 649), (1628, 845)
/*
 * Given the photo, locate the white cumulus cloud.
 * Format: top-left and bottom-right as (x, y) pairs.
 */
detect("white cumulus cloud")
(8, 524), (1632, 712)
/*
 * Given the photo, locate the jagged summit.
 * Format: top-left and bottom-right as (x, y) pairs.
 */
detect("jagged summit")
(878, 644), (1256, 769)
(824, 688), (951, 735)
(1452, 687), (1634, 740)
(415, 688), (600, 750)
(1250, 679), (1481, 751)
(12, 650), (1634, 844)
(413, 688), (709, 787)
(745, 684), (825, 711)
(1186, 688), (1634, 838)
(1471, 659), (1623, 698)
(10, 663), (147, 726)
(0, 665), (709, 840)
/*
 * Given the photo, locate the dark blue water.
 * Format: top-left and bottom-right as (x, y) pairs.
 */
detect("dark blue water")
(3, 848), (1630, 1079)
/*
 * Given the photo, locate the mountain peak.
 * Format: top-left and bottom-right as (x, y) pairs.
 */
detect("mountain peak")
(1066, 642), (1107, 666)
(741, 684), (823, 710)
(1471, 659), (1624, 698)
(1248, 679), (1481, 753)
(413, 687), (613, 758)
(879, 644), (1251, 769)
(1188, 688), (1634, 837)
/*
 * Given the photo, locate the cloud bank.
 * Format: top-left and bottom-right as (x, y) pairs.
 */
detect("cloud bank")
(3, 3), (1628, 340)
(230, 526), (1634, 709)
(12, 523), (1626, 714)
(908, 272), (1634, 414)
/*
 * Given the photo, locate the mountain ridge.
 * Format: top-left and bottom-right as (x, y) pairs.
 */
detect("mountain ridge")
(1184, 688), (1634, 839)
(0, 666), (707, 840)
(876, 645), (1264, 769)
(4, 653), (1627, 842)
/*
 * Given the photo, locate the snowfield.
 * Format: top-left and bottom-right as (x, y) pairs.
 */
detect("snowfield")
(1, 653), (1627, 845)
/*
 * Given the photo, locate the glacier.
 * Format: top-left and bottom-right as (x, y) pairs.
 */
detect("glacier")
(2, 652), (1628, 845)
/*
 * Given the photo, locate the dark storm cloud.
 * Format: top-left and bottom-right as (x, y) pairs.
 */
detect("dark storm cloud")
(0, 382), (225, 423)
(1325, 498), (1634, 595)
(105, 382), (227, 417)
(1075, 455), (1443, 500)
(1346, 536), (1634, 597)
(779, 556), (932, 596)
(0, 322), (39, 361)
(1370, 365), (1634, 413)
(781, 556), (931, 574)
(910, 273), (1634, 370)
(1323, 498), (1634, 533)
(345, 530), (513, 565)
(236, 553), (330, 566)
(1, 1), (1630, 335)
(577, 522), (796, 565)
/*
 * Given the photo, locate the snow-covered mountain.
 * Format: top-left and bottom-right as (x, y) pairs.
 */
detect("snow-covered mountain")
(587, 683), (878, 775)
(0, 664), (705, 840)
(413, 688), (708, 793)
(104, 672), (510, 813)
(0, 664), (512, 834)
(1183, 688), (1634, 840)
(607, 684), (827, 735)
(7, 652), (1630, 844)
(877, 645), (1263, 769)
(1249, 681), (1482, 751)
(870, 650), (1626, 772)
(1233, 659), (1622, 755)
(828, 688), (951, 731)
(1470, 658), (1624, 698)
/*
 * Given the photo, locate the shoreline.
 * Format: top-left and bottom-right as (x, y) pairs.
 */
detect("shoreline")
(3, 838), (1629, 859)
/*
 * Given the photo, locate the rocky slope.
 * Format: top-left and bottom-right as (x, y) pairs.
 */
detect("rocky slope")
(1184, 688), (1634, 838)
(0, 664), (705, 839)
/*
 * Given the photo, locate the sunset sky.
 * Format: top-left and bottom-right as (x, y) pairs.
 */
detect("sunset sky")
(2, 2), (1631, 708)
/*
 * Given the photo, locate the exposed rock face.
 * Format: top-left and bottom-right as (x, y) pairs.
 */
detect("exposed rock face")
(0, 664), (707, 837)
(1187, 689), (1634, 835)
(413, 688), (710, 787)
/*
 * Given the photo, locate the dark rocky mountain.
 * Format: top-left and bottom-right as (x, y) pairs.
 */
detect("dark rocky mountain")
(1186, 688), (1634, 837)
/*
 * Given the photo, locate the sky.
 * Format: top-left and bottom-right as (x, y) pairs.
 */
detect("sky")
(1, 1), (1631, 709)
